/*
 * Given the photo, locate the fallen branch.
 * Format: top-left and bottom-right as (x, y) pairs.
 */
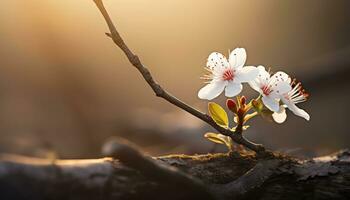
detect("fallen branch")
(92, 0), (266, 154)
(0, 145), (349, 199)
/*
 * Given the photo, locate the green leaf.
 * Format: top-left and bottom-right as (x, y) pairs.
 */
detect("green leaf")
(208, 102), (229, 128)
(204, 132), (233, 151)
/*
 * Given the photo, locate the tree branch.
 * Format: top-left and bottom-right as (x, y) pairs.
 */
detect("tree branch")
(102, 138), (279, 199)
(1, 149), (349, 199)
(92, 0), (266, 154)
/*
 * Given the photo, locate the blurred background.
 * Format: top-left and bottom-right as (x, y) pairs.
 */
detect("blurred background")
(0, 0), (349, 159)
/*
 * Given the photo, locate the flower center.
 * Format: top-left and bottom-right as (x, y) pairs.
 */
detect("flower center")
(222, 69), (234, 81)
(261, 85), (272, 96)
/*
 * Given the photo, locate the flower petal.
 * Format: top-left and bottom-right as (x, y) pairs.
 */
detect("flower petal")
(225, 82), (243, 97)
(271, 71), (291, 84)
(272, 106), (287, 124)
(248, 80), (261, 93)
(235, 66), (259, 83)
(229, 48), (246, 68)
(206, 52), (229, 72)
(249, 65), (269, 93)
(198, 81), (226, 100)
(262, 95), (280, 112)
(282, 98), (310, 121)
(256, 65), (271, 85)
(270, 81), (292, 98)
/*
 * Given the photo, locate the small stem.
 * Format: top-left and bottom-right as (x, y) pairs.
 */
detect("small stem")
(234, 109), (245, 135)
(245, 101), (253, 111)
(236, 95), (241, 108)
(244, 112), (258, 122)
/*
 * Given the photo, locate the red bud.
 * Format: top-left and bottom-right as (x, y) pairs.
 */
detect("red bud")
(226, 99), (237, 113)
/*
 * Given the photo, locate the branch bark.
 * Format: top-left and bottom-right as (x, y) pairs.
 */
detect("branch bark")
(1, 145), (349, 200)
(92, 0), (266, 154)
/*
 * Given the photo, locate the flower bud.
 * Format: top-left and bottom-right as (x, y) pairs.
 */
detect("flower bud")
(240, 96), (246, 105)
(226, 99), (237, 113)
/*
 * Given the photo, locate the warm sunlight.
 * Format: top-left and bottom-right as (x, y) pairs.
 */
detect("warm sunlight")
(0, 0), (349, 199)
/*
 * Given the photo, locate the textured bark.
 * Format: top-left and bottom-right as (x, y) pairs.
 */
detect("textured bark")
(0, 148), (349, 200)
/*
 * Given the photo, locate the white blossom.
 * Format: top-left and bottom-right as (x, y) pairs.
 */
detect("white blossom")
(249, 66), (291, 112)
(198, 48), (258, 100)
(273, 80), (310, 123)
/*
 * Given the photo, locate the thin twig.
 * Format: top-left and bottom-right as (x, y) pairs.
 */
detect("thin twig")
(93, 0), (266, 154)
